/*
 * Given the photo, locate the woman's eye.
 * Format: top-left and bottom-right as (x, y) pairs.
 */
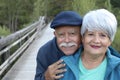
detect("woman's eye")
(100, 34), (107, 37)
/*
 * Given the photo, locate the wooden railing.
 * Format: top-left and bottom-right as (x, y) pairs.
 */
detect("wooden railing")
(0, 16), (46, 78)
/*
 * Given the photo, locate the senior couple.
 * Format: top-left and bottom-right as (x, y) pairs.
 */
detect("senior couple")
(35, 9), (120, 80)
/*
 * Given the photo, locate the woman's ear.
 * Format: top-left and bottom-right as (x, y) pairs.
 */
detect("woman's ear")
(81, 36), (84, 43)
(108, 41), (112, 47)
(79, 35), (82, 44)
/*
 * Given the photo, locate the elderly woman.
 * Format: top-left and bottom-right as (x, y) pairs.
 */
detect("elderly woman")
(60, 9), (120, 80)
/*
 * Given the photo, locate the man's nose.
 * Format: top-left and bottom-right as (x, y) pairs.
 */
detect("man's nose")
(64, 35), (70, 42)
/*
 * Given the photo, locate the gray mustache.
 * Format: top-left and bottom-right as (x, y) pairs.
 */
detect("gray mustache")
(59, 42), (77, 47)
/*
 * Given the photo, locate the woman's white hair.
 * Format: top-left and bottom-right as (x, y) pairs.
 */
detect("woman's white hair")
(81, 9), (117, 42)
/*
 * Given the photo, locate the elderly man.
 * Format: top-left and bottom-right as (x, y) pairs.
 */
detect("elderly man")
(34, 11), (82, 80)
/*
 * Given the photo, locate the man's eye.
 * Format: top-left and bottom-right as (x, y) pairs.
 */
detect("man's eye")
(70, 32), (75, 35)
(88, 33), (93, 36)
(69, 32), (78, 36)
(58, 33), (64, 37)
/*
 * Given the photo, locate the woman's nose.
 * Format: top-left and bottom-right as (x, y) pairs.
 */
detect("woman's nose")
(93, 36), (100, 43)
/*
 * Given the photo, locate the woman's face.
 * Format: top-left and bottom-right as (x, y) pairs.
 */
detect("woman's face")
(82, 30), (111, 56)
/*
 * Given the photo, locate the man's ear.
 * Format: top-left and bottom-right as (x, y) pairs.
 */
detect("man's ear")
(54, 31), (56, 36)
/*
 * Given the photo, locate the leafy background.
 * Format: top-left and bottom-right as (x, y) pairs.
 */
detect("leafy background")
(0, 0), (120, 52)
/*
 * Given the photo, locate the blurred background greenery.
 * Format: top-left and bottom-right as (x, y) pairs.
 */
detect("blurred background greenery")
(0, 0), (119, 52)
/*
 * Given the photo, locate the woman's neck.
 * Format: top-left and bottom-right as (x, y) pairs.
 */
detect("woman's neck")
(81, 52), (105, 69)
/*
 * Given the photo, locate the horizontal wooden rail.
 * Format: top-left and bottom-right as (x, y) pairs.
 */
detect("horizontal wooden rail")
(0, 16), (47, 77)
(0, 21), (39, 50)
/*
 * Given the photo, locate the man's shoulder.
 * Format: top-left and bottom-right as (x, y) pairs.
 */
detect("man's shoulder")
(38, 37), (58, 56)
(40, 38), (55, 49)
(37, 37), (60, 60)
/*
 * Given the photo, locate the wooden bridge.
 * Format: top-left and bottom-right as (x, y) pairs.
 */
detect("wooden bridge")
(0, 17), (54, 80)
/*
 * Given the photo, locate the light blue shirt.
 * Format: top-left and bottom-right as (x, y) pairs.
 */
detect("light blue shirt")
(79, 57), (107, 80)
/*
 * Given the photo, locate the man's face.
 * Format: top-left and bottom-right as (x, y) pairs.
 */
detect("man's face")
(54, 26), (81, 55)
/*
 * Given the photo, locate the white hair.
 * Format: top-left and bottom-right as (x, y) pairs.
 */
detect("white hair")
(81, 9), (117, 42)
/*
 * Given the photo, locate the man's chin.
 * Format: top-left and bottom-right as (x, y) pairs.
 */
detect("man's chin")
(64, 51), (75, 56)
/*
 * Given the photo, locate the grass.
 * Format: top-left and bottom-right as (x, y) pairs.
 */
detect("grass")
(0, 26), (11, 37)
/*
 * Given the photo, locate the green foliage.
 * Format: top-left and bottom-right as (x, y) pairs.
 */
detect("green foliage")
(0, 25), (10, 36)
(0, 0), (120, 31)
(33, 0), (73, 20)
(44, 0), (71, 18)
(32, 0), (46, 21)
(112, 8), (120, 27)
(72, 0), (96, 16)
(112, 28), (120, 53)
(105, 0), (112, 10)
(110, 0), (120, 8)
(0, 0), (35, 32)
(95, 0), (107, 8)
